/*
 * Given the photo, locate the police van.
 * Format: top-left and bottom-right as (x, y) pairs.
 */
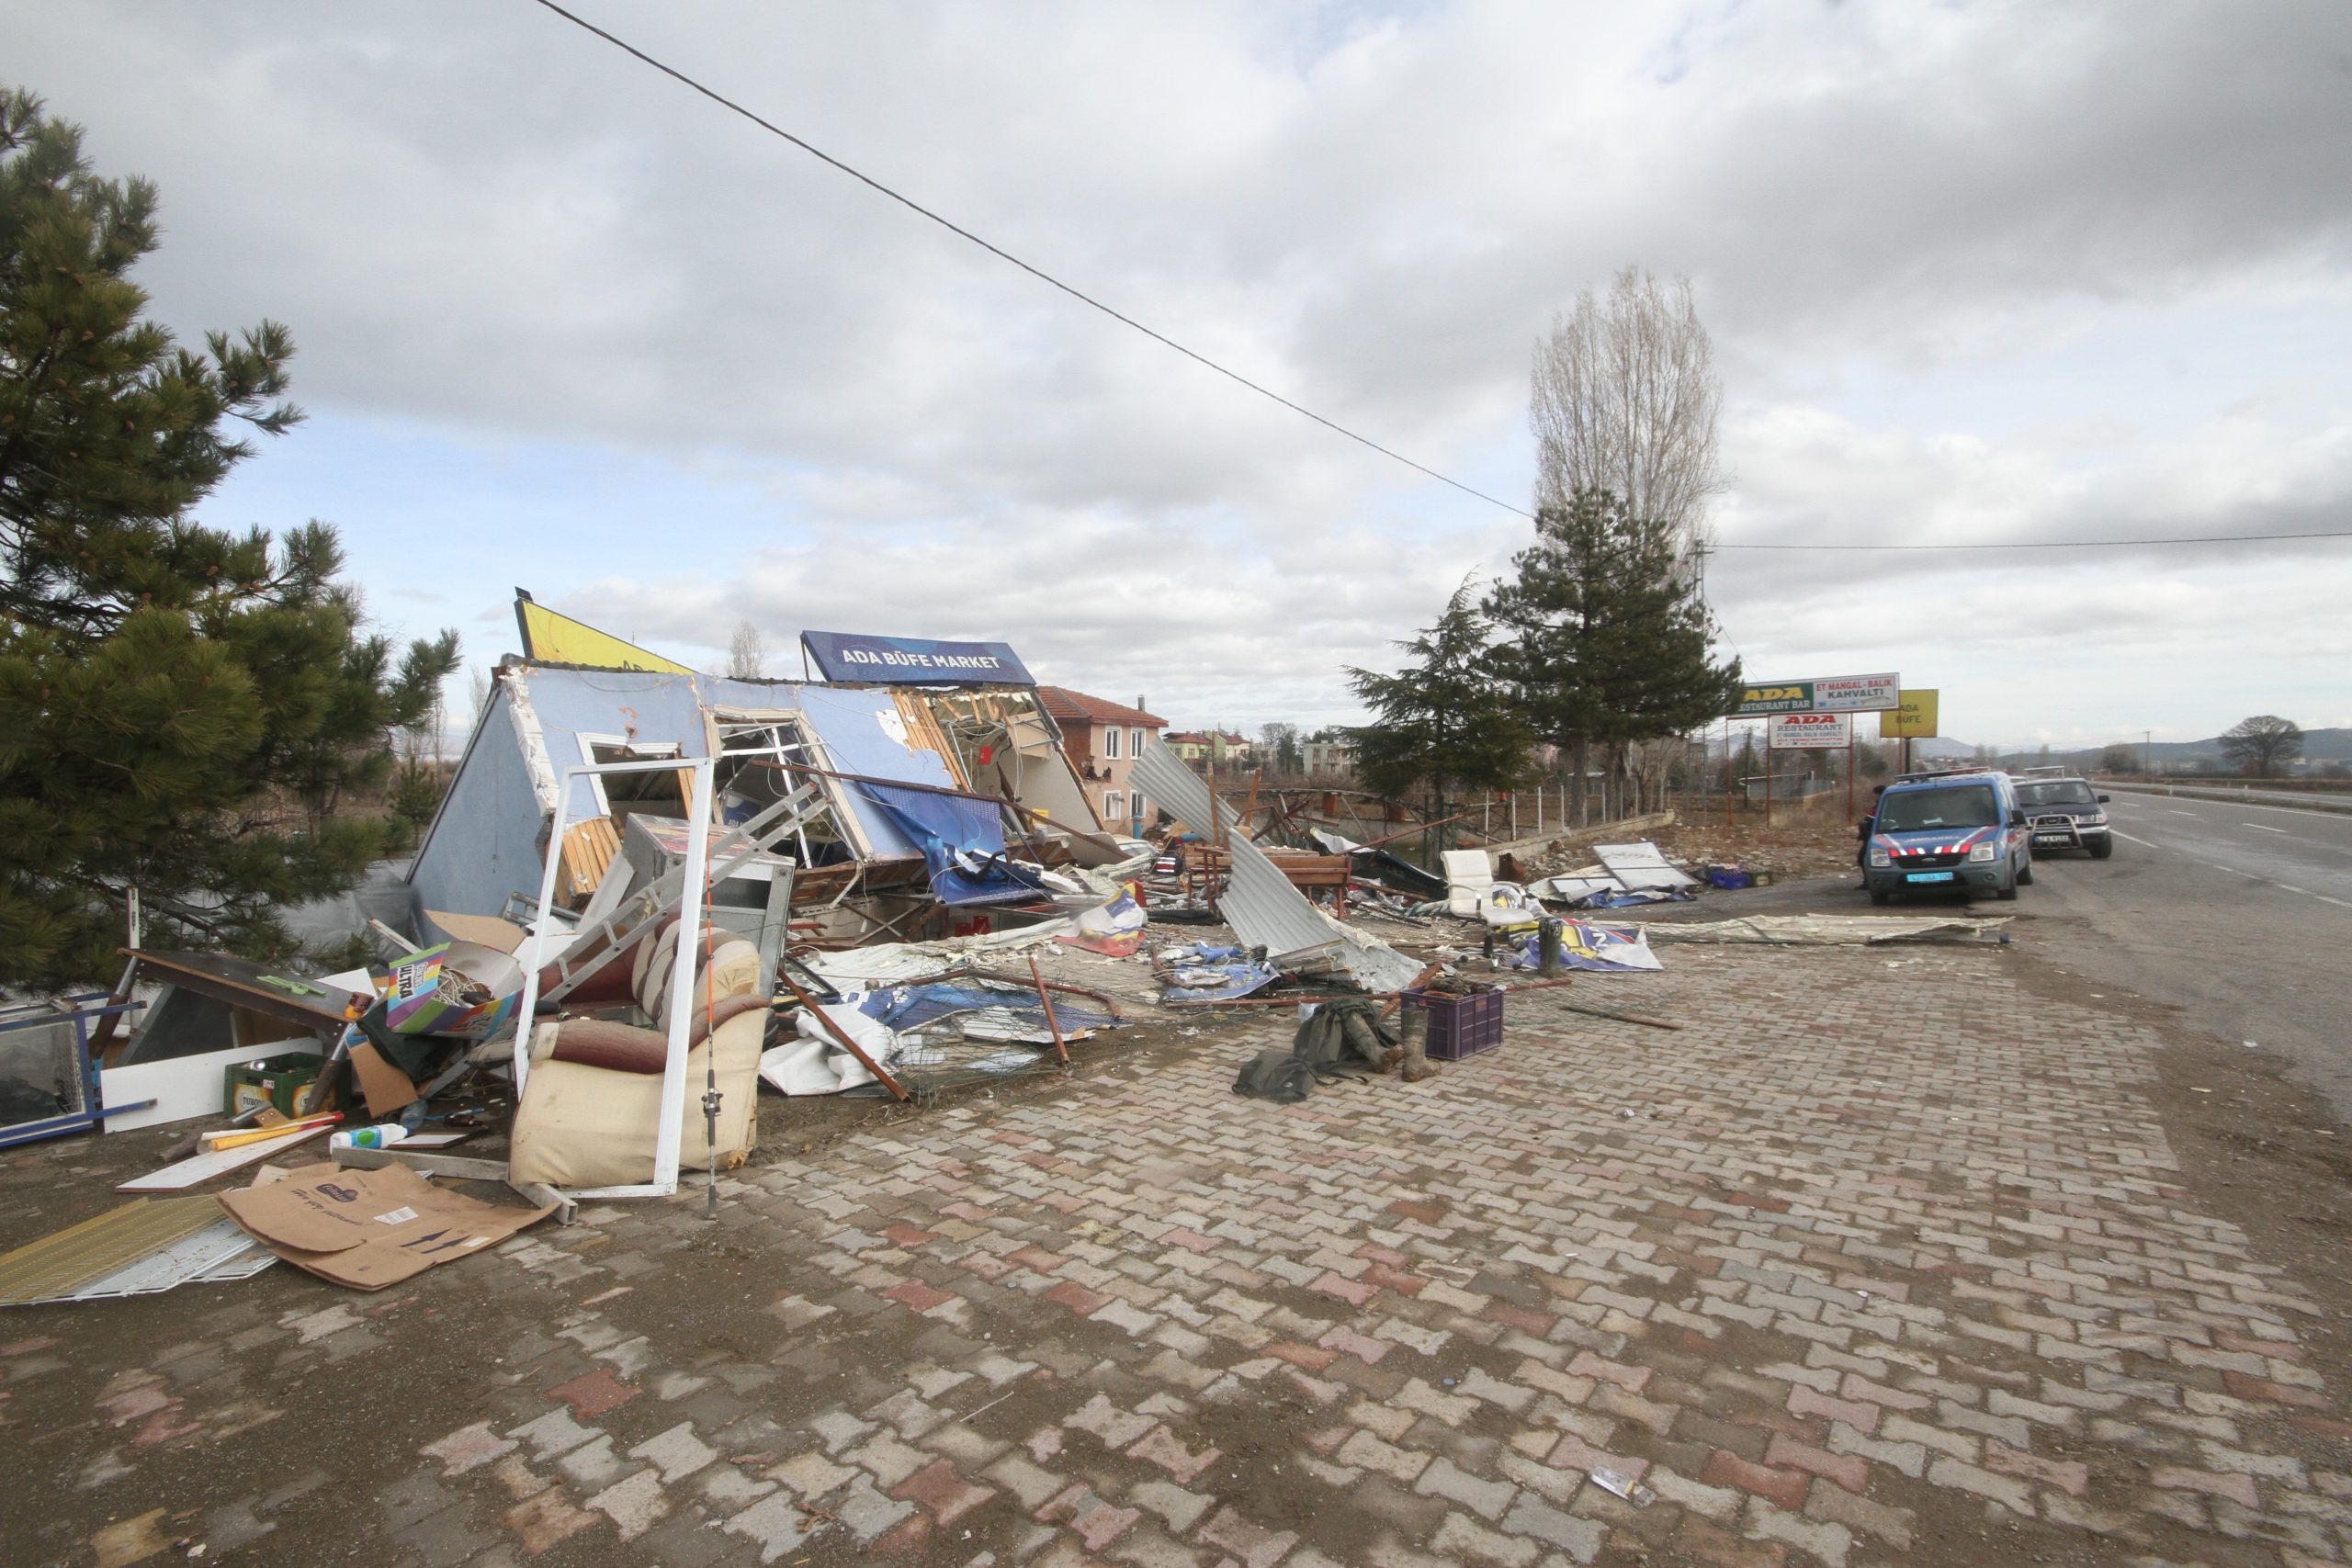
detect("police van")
(1860, 769), (2033, 905)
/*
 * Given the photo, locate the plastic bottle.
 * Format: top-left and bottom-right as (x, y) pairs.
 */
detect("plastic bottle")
(329, 1123), (411, 1151)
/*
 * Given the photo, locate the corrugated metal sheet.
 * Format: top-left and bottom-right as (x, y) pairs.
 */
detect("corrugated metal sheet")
(1129, 740), (1423, 993)
(1593, 841), (1699, 891)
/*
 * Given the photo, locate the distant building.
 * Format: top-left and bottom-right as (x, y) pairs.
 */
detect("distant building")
(1035, 687), (1166, 835)
(1160, 729), (1253, 773)
(1301, 738), (1356, 779)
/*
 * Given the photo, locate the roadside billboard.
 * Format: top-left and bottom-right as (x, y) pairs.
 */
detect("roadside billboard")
(1734, 672), (1900, 716)
(1768, 712), (1853, 750)
(1881, 690), (1939, 738)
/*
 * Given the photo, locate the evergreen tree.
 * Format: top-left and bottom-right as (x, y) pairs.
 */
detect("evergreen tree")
(1346, 581), (1532, 818)
(0, 88), (459, 990)
(1485, 491), (1743, 817)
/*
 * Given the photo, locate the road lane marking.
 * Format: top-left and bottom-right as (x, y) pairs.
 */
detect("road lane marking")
(2169, 809), (2197, 816)
(2244, 823), (2289, 834)
(2139, 843), (2352, 909)
(2115, 790), (2352, 821)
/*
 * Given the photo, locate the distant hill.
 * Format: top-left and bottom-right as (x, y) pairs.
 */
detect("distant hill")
(1917, 727), (2352, 771)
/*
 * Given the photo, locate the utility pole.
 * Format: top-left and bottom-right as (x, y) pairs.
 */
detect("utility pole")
(2143, 729), (2152, 776)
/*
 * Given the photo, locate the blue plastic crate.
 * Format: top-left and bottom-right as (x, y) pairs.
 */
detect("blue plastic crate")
(1403, 986), (1505, 1061)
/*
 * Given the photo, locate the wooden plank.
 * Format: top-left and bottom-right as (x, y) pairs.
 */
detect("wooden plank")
(118, 1123), (334, 1191)
(330, 1146), (509, 1179)
(100, 1040), (324, 1134)
(1027, 955), (1069, 1066)
(775, 973), (909, 1102)
(0, 1197), (223, 1306)
(559, 817), (622, 904)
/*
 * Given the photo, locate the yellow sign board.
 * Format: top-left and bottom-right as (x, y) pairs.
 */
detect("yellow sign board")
(514, 592), (692, 674)
(1881, 689), (1939, 739)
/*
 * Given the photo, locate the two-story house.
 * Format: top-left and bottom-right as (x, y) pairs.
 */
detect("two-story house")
(1036, 687), (1166, 835)
(1301, 737), (1357, 779)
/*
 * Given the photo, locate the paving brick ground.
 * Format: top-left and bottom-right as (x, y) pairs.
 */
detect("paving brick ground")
(6, 940), (2351, 1566)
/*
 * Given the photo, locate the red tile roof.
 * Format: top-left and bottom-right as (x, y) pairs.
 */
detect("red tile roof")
(1036, 686), (1166, 729)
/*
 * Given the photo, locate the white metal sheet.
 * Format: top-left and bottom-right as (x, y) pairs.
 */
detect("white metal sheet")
(1129, 740), (1423, 994)
(1591, 842), (1699, 891)
(69, 1219), (272, 1302)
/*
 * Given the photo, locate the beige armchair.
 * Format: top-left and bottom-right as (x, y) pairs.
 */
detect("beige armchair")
(507, 921), (769, 1189)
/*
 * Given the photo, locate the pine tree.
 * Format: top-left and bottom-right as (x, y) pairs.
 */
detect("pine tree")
(0, 88), (459, 990)
(1485, 491), (1743, 818)
(1346, 581), (1532, 818)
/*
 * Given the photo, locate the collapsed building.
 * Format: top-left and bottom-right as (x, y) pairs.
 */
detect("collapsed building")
(407, 596), (1136, 957)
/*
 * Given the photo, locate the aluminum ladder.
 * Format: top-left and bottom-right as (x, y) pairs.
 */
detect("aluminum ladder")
(537, 783), (825, 1007)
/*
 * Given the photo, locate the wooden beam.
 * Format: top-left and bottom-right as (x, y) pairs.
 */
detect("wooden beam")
(774, 973), (910, 1101)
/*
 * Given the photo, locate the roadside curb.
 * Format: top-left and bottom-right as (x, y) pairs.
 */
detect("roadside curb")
(2106, 782), (2352, 816)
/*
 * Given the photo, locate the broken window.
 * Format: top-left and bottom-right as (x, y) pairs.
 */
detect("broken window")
(714, 715), (852, 866)
(581, 737), (686, 823)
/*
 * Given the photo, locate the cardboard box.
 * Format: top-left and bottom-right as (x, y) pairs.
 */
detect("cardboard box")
(224, 1052), (322, 1118)
(216, 1161), (551, 1291)
(383, 941), (523, 1041)
(347, 1041), (419, 1118)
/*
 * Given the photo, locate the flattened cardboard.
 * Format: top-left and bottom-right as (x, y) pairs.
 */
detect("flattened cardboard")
(348, 1040), (420, 1117)
(423, 910), (528, 955)
(216, 1162), (551, 1291)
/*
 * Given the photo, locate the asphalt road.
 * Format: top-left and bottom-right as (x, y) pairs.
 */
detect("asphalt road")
(2019, 788), (2352, 1124)
(2110, 780), (2352, 814)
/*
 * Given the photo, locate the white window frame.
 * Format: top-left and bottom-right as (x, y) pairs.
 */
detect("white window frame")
(513, 755), (714, 1201)
(1130, 728), (1146, 758)
(1102, 790), (1125, 822)
(1102, 725), (1121, 760)
(577, 734), (684, 815)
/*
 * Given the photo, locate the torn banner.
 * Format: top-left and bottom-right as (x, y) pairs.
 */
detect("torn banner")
(855, 782), (1051, 907)
(1502, 919), (1662, 974)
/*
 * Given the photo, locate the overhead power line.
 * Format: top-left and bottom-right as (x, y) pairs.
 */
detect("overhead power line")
(1712, 530), (2352, 551)
(525, 0), (1535, 520)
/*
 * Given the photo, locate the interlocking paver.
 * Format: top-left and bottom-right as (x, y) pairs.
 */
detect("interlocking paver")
(11, 943), (2351, 1568)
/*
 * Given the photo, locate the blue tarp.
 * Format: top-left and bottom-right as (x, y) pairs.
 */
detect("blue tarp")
(854, 782), (1052, 907)
(856, 981), (1116, 1036)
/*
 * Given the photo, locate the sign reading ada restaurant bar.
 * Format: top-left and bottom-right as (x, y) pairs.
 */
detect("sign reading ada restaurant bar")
(1734, 671), (1900, 716)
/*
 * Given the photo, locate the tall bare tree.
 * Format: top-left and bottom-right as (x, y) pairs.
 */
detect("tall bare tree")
(1530, 266), (1724, 569)
(2218, 715), (2302, 778)
(726, 619), (767, 681)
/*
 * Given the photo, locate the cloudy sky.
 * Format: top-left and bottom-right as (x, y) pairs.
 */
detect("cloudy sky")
(14, 1), (2351, 749)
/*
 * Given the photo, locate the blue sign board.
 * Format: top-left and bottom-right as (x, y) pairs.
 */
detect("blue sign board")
(800, 631), (1035, 687)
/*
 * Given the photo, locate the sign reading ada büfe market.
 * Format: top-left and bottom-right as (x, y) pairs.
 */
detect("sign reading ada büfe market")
(1734, 671), (1899, 716)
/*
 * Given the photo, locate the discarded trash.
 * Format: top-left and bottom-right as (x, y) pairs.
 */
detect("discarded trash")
(1231, 1049), (1314, 1104)
(217, 1161), (553, 1291)
(0, 1197), (273, 1307)
(119, 1122), (340, 1192)
(329, 1123), (411, 1151)
(1591, 1468), (1655, 1506)
(1642, 914), (2010, 946)
(1498, 920), (1661, 974)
